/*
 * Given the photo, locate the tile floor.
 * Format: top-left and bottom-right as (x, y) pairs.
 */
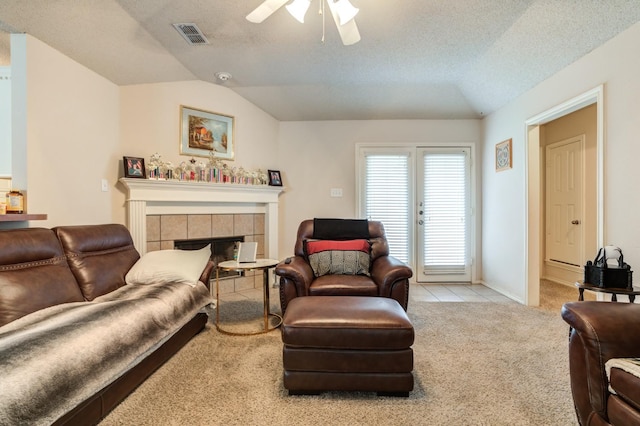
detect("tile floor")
(217, 282), (516, 306)
(408, 283), (516, 303)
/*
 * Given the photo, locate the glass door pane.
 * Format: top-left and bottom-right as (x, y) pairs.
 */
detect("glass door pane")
(417, 147), (471, 282)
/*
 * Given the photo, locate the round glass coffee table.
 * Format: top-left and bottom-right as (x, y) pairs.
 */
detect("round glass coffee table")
(215, 259), (282, 335)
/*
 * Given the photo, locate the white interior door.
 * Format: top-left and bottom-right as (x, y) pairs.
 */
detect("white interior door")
(416, 147), (471, 282)
(545, 137), (584, 267)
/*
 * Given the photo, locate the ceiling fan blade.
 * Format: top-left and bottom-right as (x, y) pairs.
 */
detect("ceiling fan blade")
(246, 0), (290, 23)
(326, 0), (361, 45)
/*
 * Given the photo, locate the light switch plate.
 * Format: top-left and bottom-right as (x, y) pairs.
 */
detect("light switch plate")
(330, 188), (343, 197)
(101, 179), (109, 192)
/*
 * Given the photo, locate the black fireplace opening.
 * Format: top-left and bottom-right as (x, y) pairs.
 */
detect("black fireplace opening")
(174, 236), (245, 280)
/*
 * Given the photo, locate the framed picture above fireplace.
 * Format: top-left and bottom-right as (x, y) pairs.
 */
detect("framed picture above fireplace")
(180, 105), (235, 161)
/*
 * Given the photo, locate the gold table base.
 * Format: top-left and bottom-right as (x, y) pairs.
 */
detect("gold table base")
(215, 259), (282, 336)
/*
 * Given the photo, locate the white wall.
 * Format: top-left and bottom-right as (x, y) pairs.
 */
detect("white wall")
(119, 81), (279, 179)
(0, 67), (10, 177)
(277, 120), (481, 265)
(10, 34), (120, 228)
(482, 21), (640, 303)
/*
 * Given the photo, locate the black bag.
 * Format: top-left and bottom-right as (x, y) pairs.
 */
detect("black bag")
(584, 246), (633, 289)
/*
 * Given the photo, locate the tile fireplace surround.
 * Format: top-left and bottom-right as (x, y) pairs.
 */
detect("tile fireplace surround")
(119, 178), (283, 293)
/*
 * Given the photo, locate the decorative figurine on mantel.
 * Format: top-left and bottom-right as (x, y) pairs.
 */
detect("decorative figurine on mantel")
(221, 163), (231, 183)
(142, 152), (270, 185)
(178, 161), (188, 181)
(147, 152), (163, 179)
(197, 161), (207, 182)
(164, 161), (174, 180)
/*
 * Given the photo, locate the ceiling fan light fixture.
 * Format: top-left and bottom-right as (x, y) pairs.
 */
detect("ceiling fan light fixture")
(286, 0), (311, 23)
(246, 0), (361, 45)
(333, 0), (359, 25)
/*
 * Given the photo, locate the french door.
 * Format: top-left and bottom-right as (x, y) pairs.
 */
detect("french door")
(361, 149), (412, 264)
(359, 146), (472, 282)
(416, 147), (471, 282)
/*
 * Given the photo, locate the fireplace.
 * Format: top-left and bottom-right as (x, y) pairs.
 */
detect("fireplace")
(174, 236), (244, 280)
(119, 178), (283, 295)
(118, 178), (282, 257)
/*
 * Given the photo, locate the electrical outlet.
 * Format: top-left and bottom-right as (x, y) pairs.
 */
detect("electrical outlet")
(101, 179), (109, 192)
(330, 188), (343, 197)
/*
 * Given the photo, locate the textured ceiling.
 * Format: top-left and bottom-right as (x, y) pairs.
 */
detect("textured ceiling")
(1, 0), (639, 121)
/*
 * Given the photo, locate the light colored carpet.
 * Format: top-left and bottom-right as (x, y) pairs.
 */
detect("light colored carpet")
(539, 279), (595, 311)
(100, 284), (578, 426)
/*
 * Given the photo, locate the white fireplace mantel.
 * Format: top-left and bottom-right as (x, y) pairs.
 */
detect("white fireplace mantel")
(119, 178), (283, 256)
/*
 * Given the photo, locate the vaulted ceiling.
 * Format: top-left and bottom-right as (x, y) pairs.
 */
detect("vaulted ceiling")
(1, 1), (639, 121)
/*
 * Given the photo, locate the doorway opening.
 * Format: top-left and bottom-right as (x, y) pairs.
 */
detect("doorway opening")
(524, 85), (604, 306)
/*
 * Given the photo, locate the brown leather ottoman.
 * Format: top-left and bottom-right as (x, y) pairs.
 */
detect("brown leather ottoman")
(281, 296), (414, 396)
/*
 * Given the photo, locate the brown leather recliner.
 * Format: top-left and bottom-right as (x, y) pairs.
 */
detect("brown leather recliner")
(275, 219), (413, 314)
(561, 301), (640, 426)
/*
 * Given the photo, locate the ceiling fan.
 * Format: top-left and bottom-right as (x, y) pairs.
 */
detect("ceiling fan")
(246, 0), (361, 46)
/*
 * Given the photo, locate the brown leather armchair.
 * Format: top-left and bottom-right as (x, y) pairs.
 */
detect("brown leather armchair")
(561, 301), (640, 425)
(275, 219), (413, 314)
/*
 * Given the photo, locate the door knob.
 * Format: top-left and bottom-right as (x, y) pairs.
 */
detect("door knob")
(571, 220), (580, 225)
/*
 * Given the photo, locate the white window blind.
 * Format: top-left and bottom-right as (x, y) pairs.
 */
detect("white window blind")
(364, 154), (410, 263)
(422, 151), (468, 274)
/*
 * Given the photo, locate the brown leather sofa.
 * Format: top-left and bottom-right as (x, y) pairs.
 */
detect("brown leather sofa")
(0, 224), (213, 425)
(275, 219), (413, 314)
(561, 301), (640, 425)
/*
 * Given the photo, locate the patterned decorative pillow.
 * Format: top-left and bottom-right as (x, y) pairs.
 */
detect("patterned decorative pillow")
(304, 239), (371, 277)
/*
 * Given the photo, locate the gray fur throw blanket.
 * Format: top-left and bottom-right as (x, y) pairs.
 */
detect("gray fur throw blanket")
(0, 281), (212, 425)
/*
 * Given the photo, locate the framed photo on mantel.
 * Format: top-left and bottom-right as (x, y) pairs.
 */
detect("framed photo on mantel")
(180, 105), (235, 161)
(268, 170), (282, 186)
(123, 156), (146, 179)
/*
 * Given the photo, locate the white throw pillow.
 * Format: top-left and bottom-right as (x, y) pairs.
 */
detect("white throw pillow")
(126, 244), (211, 287)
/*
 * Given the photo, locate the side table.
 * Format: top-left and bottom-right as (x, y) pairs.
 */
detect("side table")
(576, 281), (640, 303)
(216, 259), (283, 335)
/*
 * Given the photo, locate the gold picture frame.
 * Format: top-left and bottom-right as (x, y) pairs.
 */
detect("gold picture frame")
(495, 138), (512, 172)
(180, 105), (235, 160)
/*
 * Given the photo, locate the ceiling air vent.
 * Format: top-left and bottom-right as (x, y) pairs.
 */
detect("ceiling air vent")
(172, 23), (210, 45)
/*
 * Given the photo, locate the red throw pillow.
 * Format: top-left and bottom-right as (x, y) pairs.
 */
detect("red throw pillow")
(304, 239), (371, 277)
